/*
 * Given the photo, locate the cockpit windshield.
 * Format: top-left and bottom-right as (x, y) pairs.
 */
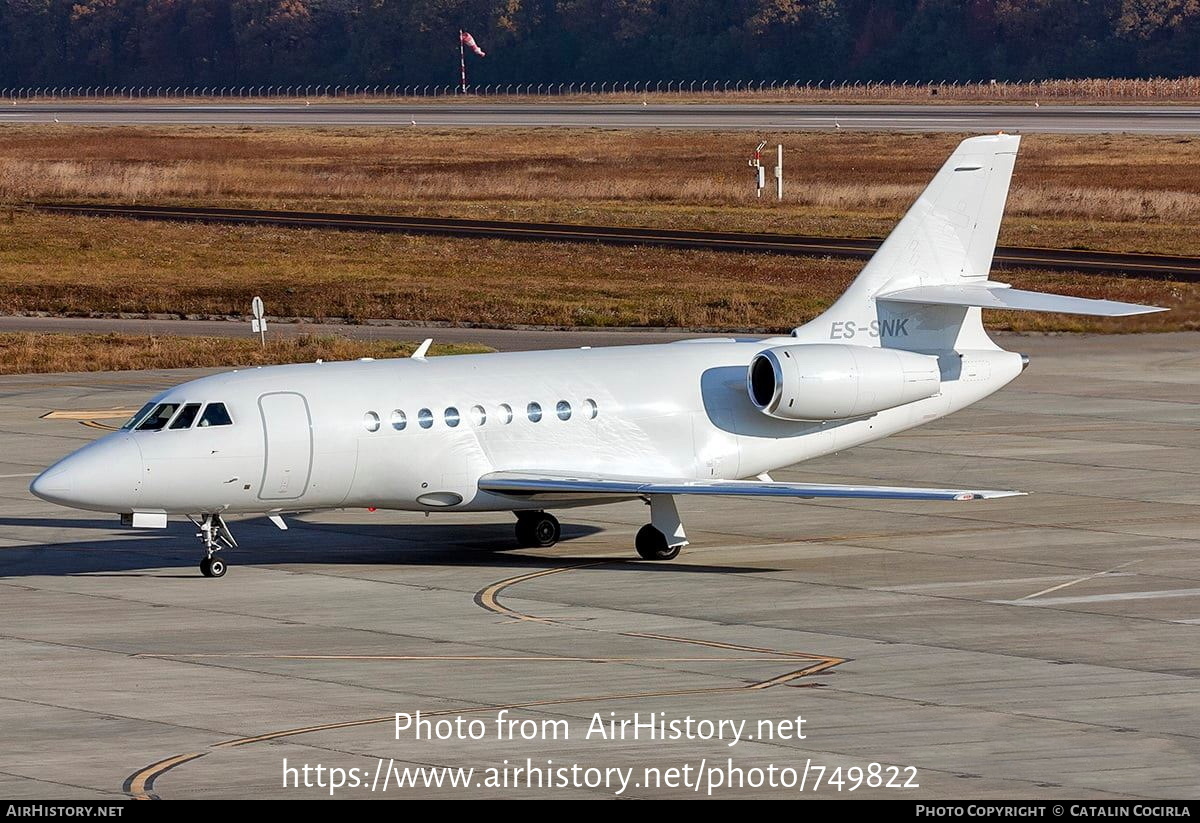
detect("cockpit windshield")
(169, 403), (202, 430)
(198, 403), (233, 427)
(126, 401), (233, 431)
(121, 402), (157, 431)
(136, 403), (180, 432)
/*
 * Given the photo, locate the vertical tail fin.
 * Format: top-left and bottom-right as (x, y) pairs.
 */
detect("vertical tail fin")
(794, 134), (1021, 350)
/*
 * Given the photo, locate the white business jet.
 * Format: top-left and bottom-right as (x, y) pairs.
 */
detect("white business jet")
(31, 134), (1163, 577)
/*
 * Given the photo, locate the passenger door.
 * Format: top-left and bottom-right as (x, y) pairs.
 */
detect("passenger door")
(258, 392), (313, 501)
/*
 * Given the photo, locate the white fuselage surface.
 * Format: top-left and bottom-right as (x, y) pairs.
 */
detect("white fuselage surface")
(42, 339), (1023, 517)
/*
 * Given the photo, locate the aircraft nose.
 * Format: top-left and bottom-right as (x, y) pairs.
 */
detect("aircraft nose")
(30, 434), (143, 512)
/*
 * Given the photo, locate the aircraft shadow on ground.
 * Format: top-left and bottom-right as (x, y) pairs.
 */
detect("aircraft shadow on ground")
(0, 516), (770, 578)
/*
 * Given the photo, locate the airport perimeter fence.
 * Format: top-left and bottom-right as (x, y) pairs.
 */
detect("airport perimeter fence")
(6, 76), (1200, 102)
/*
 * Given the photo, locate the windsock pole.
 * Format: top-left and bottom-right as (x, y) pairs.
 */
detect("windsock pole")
(459, 30), (467, 93)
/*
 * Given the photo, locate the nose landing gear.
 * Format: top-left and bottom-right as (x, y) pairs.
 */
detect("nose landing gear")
(190, 513), (237, 578)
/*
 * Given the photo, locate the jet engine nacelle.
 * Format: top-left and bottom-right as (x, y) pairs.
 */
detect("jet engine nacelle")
(748, 344), (942, 421)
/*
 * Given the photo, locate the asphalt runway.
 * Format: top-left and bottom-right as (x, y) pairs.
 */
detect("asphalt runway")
(6, 102), (1200, 133)
(0, 331), (1197, 798)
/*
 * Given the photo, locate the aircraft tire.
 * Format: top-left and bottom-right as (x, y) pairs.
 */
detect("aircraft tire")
(515, 512), (560, 548)
(635, 524), (680, 561)
(200, 557), (227, 578)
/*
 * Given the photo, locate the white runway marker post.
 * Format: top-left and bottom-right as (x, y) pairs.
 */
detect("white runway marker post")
(775, 144), (783, 201)
(251, 295), (266, 347)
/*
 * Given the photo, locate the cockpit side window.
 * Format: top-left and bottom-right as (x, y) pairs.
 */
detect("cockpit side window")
(136, 403), (180, 432)
(121, 402), (158, 430)
(169, 403), (202, 430)
(198, 402), (233, 427)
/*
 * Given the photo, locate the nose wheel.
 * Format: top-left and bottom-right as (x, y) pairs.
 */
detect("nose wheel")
(515, 511), (560, 548)
(200, 556), (227, 578)
(190, 513), (237, 579)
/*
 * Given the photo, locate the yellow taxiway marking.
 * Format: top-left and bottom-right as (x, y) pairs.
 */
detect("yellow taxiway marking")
(41, 408), (132, 430)
(41, 408), (137, 420)
(124, 752), (205, 800)
(473, 561), (601, 622)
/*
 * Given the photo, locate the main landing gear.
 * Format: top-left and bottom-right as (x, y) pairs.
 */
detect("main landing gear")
(515, 510), (560, 548)
(190, 513), (238, 578)
(512, 496), (689, 560)
(635, 495), (688, 561)
(635, 524), (681, 561)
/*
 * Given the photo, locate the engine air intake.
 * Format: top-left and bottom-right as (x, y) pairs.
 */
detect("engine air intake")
(747, 344), (942, 421)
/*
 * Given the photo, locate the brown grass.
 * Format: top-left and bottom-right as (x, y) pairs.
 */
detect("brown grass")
(0, 213), (1194, 334)
(0, 332), (489, 374)
(4, 127), (1200, 255)
(1, 126), (1197, 334)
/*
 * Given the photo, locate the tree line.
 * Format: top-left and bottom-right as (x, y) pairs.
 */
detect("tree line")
(2, 0), (1199, 88)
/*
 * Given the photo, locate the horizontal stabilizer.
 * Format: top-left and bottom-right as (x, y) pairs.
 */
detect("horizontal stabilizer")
(877, 282), (1165, 317)
(480, 470), (1023, 501)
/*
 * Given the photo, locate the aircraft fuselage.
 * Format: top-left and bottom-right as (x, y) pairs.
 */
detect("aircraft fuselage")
(32, 339), (1023, 518)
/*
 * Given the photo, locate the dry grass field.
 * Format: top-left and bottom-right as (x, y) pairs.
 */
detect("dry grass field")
(0, 332), (488, 374)
(0, 126), (1197, 340)
(3, 126), (1200, 256)
(0, 213), (1192, 333)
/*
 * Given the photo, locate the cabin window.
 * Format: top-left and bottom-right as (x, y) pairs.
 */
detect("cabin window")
(122, 402), (157, 430)
(418, 408), (434, 429)
(444, 406), (461, 427)
(527, 402), (543, 422)
(198, 403), (233, 427)
(499, 403), (513, 424)
(136, 403), (179, 432)
(363, 411), (380, 432)
(470, 405), (487, 426)
(390, 410), (407, 431)
(584, 398), (598, 419)
(169, 403), (202, 430)
(556, 400), (572, 421)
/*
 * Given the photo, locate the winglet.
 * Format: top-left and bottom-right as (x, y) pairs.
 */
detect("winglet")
(412, 338), (433, 361)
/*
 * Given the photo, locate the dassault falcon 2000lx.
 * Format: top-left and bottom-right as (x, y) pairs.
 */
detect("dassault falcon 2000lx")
(31, 134), (1164, 578)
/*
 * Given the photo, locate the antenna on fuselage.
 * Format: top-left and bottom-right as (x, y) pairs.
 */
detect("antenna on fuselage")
(412, 338), (433, 361)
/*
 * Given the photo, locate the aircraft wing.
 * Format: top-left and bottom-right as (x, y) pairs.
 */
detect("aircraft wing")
(479, 470), (1024, 501)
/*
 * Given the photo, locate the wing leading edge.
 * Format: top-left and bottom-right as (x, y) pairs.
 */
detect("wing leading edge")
(479, 470), (1024, 501)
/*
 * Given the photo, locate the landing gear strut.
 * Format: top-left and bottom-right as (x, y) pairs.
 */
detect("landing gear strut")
(190, 513), (237, 578)
(515, 511), (560, 548)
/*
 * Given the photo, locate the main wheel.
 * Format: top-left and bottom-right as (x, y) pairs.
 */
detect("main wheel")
(200, 556), (227, 578)
(635, 524), (681, 561)
(515, 512), (560, 548)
